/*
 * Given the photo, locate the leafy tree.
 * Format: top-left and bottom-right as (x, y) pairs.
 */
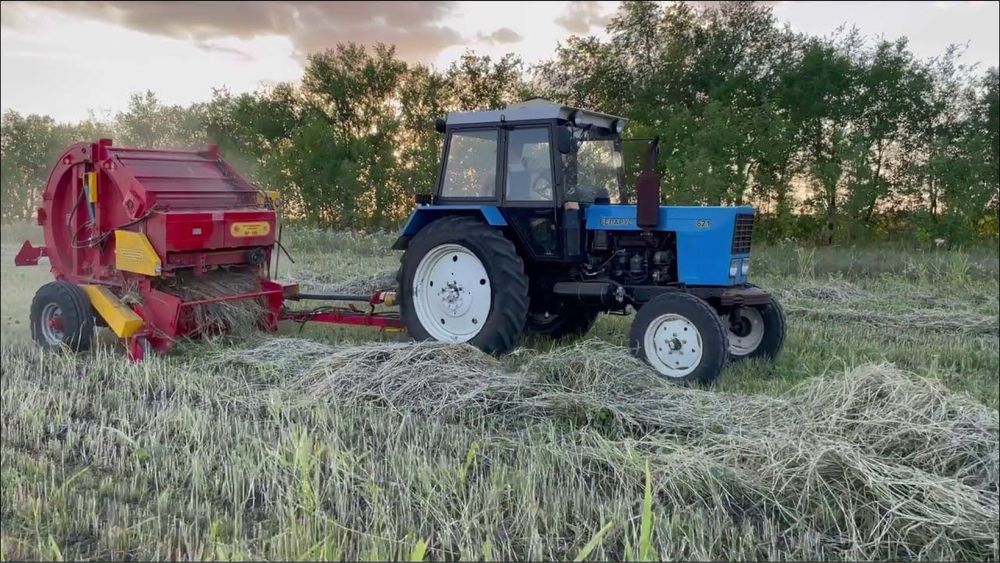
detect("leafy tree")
(2, 0), (997, 244)
(114, 91), (206, 148)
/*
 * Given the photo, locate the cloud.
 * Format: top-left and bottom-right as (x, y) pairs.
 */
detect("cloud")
(3, 1), (465, 62)
(555, 1), (613, 34)
(477, 27), (524, 45)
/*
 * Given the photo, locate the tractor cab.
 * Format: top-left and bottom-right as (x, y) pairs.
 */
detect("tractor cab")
(415, 99), (628, 261)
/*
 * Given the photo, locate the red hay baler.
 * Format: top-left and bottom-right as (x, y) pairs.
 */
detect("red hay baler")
(15, 139), (401, 360)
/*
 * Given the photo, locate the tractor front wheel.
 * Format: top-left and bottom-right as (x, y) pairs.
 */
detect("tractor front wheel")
(398, 217), (529, 354)
(720, 298), (786, 361)
(629, 292), (729, 384)
(30, 281), (95, 352)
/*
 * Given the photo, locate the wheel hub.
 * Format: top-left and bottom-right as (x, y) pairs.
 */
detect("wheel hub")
(644, 313), (704, 378)
(40, 302), (65, 345)
(413, 243), (492, 342)
(439, 281), (472, 316)
(722, 307), (765, 356)
(730, 316), (752, 337)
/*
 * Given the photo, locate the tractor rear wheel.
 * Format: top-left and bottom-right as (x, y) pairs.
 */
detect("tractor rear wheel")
(30, 281), (95, 352)
(629, 292), (729, 384)
(720, 297), (786, 361)
(398, 216), (529, 354)
(526, 304), (599, 340)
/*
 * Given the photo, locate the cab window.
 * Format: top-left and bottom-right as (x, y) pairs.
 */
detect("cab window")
(563, 138), (622, 203)
(505, 128), (553, 202)
(441, 129), (498, 198)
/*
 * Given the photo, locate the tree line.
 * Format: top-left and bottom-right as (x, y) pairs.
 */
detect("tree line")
(2, 1), (997, 244)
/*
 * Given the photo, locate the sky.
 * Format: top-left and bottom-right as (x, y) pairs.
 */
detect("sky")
(1, 1), (998, 123)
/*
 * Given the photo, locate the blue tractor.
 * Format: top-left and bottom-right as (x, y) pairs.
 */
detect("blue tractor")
(393, 99), (785, 383)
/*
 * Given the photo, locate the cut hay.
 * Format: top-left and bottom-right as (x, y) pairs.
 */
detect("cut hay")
(208, 337), (1000, 560)
(784, 304), (999, 335)
(155, 269), (266, 337)
(289, 267), (397, 295)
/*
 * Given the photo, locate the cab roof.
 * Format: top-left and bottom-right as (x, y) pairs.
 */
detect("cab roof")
(445, 98), (627, 131)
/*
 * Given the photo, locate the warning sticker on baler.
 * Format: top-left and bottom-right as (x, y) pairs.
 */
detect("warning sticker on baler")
(230, 221), (271, 237)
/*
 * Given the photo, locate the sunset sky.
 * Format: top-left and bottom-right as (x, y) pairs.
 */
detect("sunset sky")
(2, 1), (998, 123)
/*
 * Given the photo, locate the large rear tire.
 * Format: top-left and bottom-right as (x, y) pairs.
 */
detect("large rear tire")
(629, 292), (728, 384)
(30, 281), (95, 352)
(398, 216), (529, 354)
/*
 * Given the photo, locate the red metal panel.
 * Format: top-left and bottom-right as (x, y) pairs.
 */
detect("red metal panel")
(281, 309), (404, 329)
(14, 241), (46, 266)
(163, 212), (217, 251)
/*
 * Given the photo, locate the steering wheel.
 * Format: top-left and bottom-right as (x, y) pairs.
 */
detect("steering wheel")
(531, 175), (552, 200)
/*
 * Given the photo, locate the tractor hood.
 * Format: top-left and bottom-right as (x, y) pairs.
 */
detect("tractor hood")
(586, 204), (755, 285)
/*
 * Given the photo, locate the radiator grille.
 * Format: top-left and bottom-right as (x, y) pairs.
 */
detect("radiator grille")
(732, 214), (754, 254)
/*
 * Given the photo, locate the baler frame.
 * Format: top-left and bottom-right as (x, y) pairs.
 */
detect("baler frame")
(16, 138), (404, 361)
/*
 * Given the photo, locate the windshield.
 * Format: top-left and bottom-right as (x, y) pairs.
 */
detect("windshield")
(562, 135), (623, 204)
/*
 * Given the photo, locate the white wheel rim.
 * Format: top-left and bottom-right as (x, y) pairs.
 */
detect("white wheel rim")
(40, 302), (65, 345)
(723, 308), (765, 356)
(643, 313), (703, 378)
(412, 243), (492, 342)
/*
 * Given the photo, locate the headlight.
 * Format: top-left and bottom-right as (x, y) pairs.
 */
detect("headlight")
(729, 259), (739, 278)
(741, 259), (750, 276)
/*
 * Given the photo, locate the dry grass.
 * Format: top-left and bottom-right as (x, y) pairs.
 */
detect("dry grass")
(2, 226), (997, 560)
(206, 338), (999, 559)
(3, 338), (996, 560)
(154, 269), (266, 337)
(289, 267), (397, 295)
(783, 304), (999, 335)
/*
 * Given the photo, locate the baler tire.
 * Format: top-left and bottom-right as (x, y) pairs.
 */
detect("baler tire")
(398, 216), (529, 355)
(629, 291), (729, 384)
(526, 306), (600, 340)
(30, 281), (95, 353)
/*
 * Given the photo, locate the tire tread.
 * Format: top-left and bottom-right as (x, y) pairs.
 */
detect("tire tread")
(30, 280), (95, 352)
(629, 291), (729, 384)
(398, 216), (529, 354)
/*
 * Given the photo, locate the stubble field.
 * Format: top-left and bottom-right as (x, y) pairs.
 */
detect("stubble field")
(1, 224), (998, 560)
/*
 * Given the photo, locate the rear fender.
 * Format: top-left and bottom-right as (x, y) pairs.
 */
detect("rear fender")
(392, 206), (507, 250)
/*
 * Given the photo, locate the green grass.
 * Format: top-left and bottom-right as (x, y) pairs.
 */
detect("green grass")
(1, 225), (997, 560)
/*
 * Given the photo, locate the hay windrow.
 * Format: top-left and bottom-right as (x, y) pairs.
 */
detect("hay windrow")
(207, 337), (1000, 559)
(784, 305), (999, 335)
(773, 279), (999, 336)
(778, 280), (872, 303)
(289, 267), (398, 295)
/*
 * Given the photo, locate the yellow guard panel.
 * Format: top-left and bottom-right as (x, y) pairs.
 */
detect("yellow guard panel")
(115, 230), (162, 276)
(80, 285), (143, 338)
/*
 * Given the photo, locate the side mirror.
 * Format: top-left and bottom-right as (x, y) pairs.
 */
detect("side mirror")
(556, 127), (576, 154)
(434, 117), (446, 134)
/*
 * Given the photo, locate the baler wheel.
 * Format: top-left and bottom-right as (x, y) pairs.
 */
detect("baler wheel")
(398, 216), (529, 354)
(30, 281), (95, 352)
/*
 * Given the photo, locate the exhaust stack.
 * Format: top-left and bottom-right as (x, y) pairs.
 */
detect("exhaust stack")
(636, 137), (661, 230)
